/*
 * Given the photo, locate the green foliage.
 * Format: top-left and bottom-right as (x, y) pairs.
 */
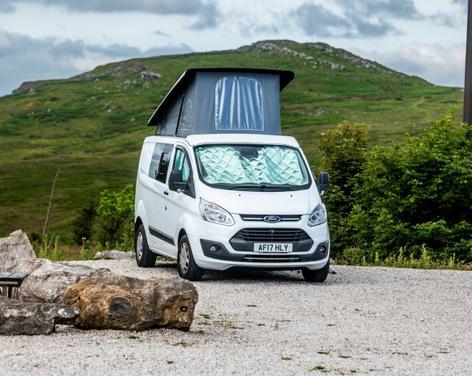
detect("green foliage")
(350, 114), (472, 261)
(337, 246), (468, 270)
(79, 238), (95, 260)
(94, 185), (134, 250)
(71, 200), (96, 244)
(318, 123), (369, 257)
(323, 115), (472, 263)
(37, 234), (63, 260)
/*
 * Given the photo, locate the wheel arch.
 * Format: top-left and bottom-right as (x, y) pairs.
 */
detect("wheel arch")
(135, 216), (143, 232)
(177, 228), (187, 245)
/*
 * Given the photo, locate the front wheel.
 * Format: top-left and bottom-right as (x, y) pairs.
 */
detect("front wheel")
(302, 260), (330, 283)
(135, 224), (156, 267)
(177, 235), (204, 281)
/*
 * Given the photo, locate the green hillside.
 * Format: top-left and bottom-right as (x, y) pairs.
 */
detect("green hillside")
(0, 40), (463, 241)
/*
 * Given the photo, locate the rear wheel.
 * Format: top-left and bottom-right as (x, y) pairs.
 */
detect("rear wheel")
(177, 234), (204, 281)
(135, 224), (156, 267)
(302, 260), (329, 283)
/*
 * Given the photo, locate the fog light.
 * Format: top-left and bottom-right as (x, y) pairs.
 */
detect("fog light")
(209, 245), (218, 253)
(319, 246), (327, 254)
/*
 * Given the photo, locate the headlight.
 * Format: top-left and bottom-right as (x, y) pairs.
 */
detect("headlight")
(199, 198), (235, 226)
(308, 203), (327, 226)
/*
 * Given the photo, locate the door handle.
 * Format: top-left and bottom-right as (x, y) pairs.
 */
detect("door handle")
(163, 191), (169, 196)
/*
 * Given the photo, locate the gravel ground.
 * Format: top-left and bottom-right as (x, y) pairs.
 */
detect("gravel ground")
(1, 259), (471, 376)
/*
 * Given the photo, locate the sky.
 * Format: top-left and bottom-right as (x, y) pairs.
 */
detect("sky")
(0, 0), (468, 96)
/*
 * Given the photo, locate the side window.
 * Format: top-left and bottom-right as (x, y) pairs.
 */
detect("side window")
(149, 143), (173, 183)
(172, 148), (191, 183)
(139, 143), (154, 175)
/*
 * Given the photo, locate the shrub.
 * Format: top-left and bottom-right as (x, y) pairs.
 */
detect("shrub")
(71, 200), (96, 244)
(349, 114), (472, 262)
(318, 122), (369, 256)
(95, 185), (134, 250)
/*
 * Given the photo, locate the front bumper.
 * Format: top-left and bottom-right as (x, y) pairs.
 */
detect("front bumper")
(187, 214), (330, 271)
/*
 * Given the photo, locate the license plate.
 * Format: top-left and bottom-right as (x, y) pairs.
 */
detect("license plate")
(254, 243), (293, 253)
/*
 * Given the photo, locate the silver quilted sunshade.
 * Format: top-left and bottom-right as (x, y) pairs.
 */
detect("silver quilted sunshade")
(195, 145), (309, 186)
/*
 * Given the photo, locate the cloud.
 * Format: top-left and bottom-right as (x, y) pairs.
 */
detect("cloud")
(0, 0), (220, 29)
(188, 1), (220, 30)
(0, 30), (192, 96)
(366, 43), (465, 87)
(430, 11), (458, 27)
(154, 29), (170, 37)
(452, 0), (467, 8)
(290, 0), (464, 38)
(290, 3), (398, 38)
(0, 3), (14, 12)
(290, 4), (349, 38)
(336, 0), (420, 19)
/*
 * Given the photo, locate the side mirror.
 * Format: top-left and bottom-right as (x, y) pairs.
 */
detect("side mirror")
(169, 170), (187, 191)
(319, 172), (329, 196)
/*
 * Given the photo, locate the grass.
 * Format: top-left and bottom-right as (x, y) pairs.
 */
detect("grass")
(336, 248), (472, 271)
(0, 40), (463, 242)
(30, 235), (472, 271)
(34, 236), (98, 261)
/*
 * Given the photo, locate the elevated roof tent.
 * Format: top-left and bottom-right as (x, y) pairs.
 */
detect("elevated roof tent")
(148, 68), (294, 137)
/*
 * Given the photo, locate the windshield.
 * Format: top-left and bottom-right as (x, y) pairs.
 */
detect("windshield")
(194, 144), (311, 191)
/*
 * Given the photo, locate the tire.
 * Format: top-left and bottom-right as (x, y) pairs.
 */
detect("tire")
(135, 224), (157, 267)
(177, 234), (204, 281)
(302, 260), (330, 283)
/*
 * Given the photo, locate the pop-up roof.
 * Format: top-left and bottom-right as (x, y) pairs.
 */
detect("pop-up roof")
(148, 68), (294, 137)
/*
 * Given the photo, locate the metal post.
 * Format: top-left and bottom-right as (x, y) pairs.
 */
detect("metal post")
(464, 0), (472, 123)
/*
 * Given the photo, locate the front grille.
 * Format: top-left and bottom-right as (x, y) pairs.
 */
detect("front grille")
(243, 255), (301, 263)
(240, 214), (301, 222)
(232, 228), (310, 242)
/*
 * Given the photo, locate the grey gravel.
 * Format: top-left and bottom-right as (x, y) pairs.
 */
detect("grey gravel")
(1, 260), (471, 375)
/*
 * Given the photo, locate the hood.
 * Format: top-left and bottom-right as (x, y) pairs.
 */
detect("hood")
(200, 185), (320, 215)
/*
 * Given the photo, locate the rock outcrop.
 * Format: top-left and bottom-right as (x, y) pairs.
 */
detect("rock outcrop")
(0, 229), (37, 273)
(140, 71), (161, 80)
(0, 296), (79, 335)
(63, 270), (198, 331)
(0, 230), (99, 303)
(1, 230), (199, 332)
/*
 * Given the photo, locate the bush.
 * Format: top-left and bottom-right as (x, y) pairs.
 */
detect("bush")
(348, 115), (472, 262)
(318, 122), (369, 256)
(94, 185), (134, 250)
(71, 200), (96, 244)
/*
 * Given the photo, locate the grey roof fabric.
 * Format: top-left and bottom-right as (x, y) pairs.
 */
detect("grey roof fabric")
(148, 68), (293, 137)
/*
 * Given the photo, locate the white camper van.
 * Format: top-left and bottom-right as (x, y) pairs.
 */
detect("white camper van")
(135, 68), (330, 282)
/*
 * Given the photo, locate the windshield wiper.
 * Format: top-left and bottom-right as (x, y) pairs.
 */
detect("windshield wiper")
(213, 183), (296, 191)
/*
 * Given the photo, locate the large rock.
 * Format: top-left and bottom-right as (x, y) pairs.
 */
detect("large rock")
(0, 230), (37, 273)
(0, 230), (103, 303)
(63, 270), (198, 331)
(0, 296), (79, 335)
(18, 260), (98, 303)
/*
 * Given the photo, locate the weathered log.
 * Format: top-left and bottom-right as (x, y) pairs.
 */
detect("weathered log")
(0, 296), (79, 335)
(63, 270), (198, 331)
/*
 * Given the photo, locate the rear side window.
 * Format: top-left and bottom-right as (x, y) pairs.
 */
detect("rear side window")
(139, 143), (154, 175)
(149, 143), (173, 183)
